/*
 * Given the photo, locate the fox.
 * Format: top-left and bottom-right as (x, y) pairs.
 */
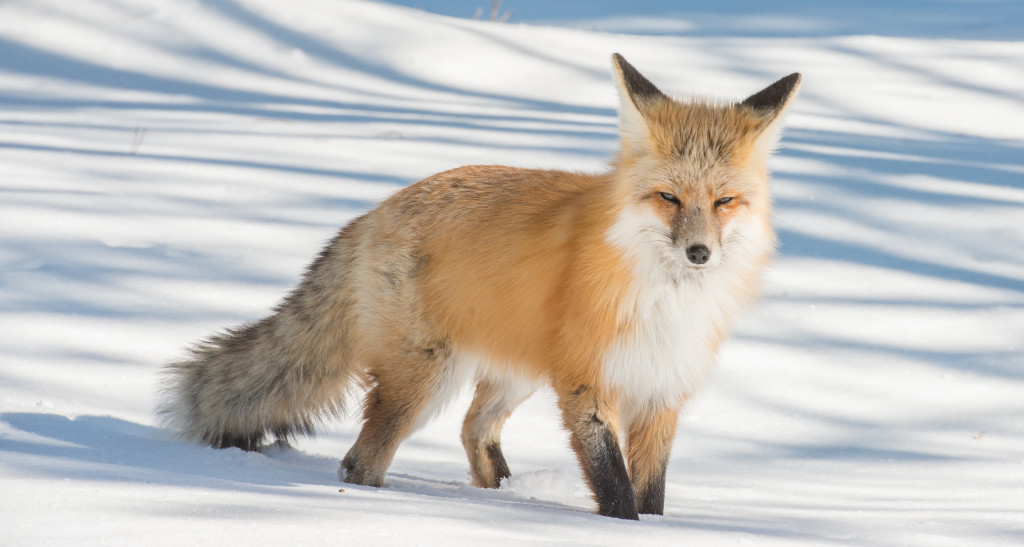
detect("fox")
(158, 53), (800, 520)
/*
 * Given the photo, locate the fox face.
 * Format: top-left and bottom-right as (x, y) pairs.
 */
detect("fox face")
(610, 54), (796, 281)
(616, 153), (773, 278)
(627, 167), (753, 272)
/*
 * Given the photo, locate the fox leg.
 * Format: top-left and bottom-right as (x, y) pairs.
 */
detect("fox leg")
(340, 345), (451, 487)
(461, 375), (538, 488)
(626, 407), (679, 515)
(558, 384), (639, 520)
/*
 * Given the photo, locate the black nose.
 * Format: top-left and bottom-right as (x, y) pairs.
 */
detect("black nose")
(686, 244), (710, 265)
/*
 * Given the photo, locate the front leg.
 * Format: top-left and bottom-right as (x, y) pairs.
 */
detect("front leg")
(626, 407), (679, 515)
(558, 384), (639, 520)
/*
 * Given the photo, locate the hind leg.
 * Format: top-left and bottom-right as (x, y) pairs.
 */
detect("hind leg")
(461, 374), (538, 488)
(339, 346), (453, 487)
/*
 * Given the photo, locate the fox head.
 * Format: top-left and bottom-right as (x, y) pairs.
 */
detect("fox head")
(608, 54), (799, 280)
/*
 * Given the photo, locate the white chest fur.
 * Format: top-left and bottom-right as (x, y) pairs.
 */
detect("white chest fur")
(601, 276), (732, 420)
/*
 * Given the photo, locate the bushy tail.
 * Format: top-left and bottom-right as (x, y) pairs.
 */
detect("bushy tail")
(158, 236), (362, 451)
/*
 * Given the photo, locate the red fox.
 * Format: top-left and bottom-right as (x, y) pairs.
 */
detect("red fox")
(159, 54), (800, 520)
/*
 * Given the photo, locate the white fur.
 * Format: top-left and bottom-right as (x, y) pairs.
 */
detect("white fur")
(464, 366), (541, 441)
(613, 70), (654, 156)
(603, 204), (770, 423)
(411, 351), (479, 432)
(412, 353), (540, 434)
(616, 97), (651, 155)
(475, 367), (541, 414)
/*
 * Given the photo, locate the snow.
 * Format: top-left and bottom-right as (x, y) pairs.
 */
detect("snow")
(1, 0), (1022, 544)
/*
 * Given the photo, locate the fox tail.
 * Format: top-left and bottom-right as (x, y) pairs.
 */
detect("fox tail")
(157, 235), (361, 451)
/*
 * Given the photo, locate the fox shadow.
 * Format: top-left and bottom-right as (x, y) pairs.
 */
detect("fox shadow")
(0, 412), (591, 516)
(0, 412), (332, 492)
(0, 411), (844, 537)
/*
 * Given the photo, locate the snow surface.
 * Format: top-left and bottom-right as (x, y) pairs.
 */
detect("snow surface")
(1, 0), (1022, 544)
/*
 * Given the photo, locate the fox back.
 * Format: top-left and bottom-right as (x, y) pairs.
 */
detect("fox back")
(159, 54), (800, 520)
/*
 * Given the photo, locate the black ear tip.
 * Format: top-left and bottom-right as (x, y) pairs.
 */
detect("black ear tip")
(741, 72), (802, 112)
(766, 72), (802, 96)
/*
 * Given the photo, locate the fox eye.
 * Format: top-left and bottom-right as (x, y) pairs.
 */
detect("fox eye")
(714, 196), (734, 208)
(659, 192), (681, 205)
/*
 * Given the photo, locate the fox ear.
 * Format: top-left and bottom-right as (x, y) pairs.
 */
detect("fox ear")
(740, 73), (802, 163)
(612, 53), (666, 154)
(741, 73), (802, 124)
